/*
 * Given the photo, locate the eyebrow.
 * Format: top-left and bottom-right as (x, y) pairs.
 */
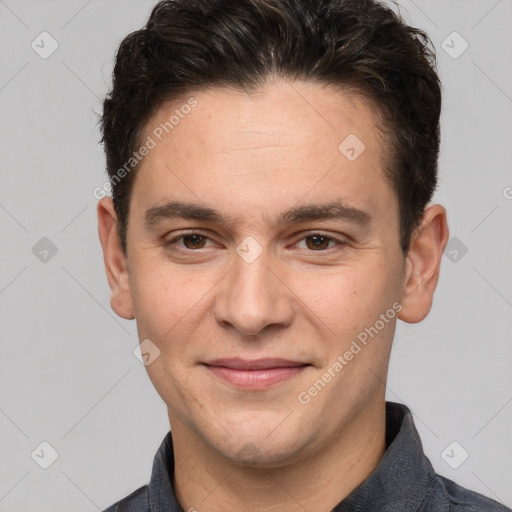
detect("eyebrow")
(143, 199), (371, 229)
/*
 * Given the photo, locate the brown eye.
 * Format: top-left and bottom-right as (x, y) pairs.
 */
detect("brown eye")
(304, 235), (333, 251)
(164, 231), (217, 252)
(182, 234), (207, 249)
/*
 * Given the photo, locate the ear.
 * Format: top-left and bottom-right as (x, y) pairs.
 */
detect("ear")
(97, 197), (134, 320)
(398, 204), (449, 323)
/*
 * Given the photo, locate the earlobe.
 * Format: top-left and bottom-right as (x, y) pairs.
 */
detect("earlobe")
(97, 197), (135, 320)
(398, 204), (449, 324)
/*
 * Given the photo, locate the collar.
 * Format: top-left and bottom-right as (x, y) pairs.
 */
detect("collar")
(147, 401), (433, 511)
(333, 401), (434, 511)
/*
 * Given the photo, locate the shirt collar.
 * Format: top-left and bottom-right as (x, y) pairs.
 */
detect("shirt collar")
(147, 429), (180, 512)
(333, 401), (434, 510)
(148, 401), (433, 511)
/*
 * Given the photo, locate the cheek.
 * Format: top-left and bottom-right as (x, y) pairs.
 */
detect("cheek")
(296, 260), (396, 335)
(129, 260), (207, 344)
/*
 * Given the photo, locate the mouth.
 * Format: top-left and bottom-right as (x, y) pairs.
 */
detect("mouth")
(202, 358), (311, 390)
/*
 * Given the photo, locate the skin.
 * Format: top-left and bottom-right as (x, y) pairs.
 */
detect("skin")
(98, 78), (449, 511)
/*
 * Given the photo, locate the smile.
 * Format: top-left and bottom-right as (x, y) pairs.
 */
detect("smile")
(202, 358), (310, 390)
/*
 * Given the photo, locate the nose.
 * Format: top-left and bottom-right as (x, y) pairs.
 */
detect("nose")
(213, 250), (293, 337)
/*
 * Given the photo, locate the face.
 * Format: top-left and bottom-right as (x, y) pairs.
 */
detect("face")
(98, 79), (446, 467)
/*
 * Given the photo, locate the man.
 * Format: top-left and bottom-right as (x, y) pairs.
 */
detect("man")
(97, 0), (510, 510)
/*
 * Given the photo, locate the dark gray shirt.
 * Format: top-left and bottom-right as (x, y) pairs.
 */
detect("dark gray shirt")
(104, 401), (510, 511)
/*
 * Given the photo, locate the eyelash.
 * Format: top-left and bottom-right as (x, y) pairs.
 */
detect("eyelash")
(163, 230), (347, 253)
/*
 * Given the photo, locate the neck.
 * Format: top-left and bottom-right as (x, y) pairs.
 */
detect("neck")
(171, 401), (387, 512)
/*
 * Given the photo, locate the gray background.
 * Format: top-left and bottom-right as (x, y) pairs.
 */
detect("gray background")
(0, 0), (511, 510)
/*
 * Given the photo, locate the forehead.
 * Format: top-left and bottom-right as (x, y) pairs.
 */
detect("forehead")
(144, 79), (382, 154)
(132, 79), (395, 226)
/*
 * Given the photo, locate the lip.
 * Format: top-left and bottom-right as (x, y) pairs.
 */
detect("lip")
(202, 358), (310, 390)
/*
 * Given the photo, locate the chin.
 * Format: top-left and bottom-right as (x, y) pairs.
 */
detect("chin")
(225, 442), (303, 468)
(207, 423), (314, 469)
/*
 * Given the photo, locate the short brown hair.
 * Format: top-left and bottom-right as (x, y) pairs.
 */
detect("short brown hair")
(100, 0), (441, 253)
